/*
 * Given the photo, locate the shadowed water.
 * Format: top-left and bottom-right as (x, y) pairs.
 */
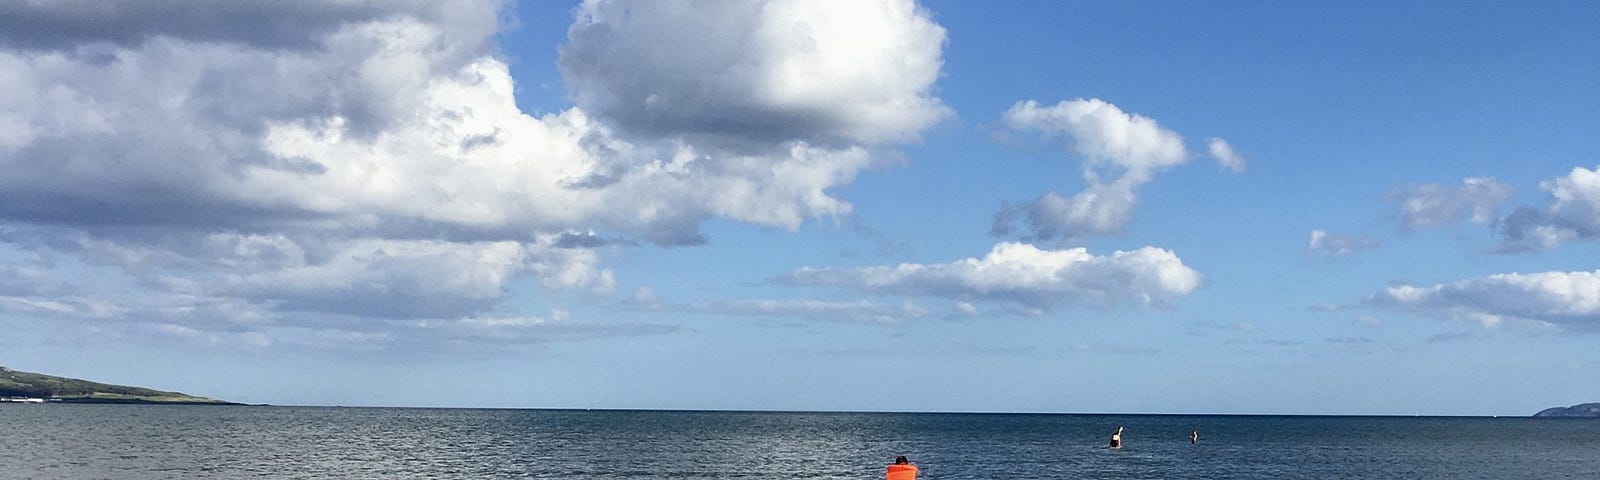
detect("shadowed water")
(2, 405), (1597, 479)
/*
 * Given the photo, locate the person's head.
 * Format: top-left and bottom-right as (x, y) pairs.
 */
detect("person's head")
(894, 456), (909, 465)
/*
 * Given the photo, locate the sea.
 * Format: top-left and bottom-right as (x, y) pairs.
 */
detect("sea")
(2, 405), (1597, 479)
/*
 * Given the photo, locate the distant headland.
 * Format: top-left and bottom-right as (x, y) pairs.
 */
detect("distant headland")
(1533, 403), (1600, 418)
(0, 366), (235, 405)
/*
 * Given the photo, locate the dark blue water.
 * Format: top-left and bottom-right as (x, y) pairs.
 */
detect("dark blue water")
(2, 405), (1597, 479)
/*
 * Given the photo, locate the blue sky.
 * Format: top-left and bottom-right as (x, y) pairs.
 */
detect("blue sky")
(1, 0), (1597, 415)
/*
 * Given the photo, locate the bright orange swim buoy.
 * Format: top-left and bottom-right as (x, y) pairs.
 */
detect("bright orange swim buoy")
(886, 463), (918, 480)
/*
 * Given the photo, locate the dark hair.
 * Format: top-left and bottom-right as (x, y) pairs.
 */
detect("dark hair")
(894, 456), (909, 464)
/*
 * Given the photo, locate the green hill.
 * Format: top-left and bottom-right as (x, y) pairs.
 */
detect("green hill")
(0, 366), (233, 404)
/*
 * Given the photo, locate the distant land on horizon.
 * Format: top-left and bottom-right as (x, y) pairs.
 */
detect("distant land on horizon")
(4, 363), (1592, 415)
(0, 366), (234, 405)
(1534, 403), (1600, 418)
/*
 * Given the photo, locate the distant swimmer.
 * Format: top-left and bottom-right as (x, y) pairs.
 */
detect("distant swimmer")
(886, 455), (918, 480)
(1190, 429), (1198, 444)
(1109, 426), (1124, 448)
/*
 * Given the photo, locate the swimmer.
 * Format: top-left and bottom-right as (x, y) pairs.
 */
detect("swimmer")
(1190, 429), (1198, 444)
(1109, 426), (1123, 448)
(886, 455), (917, 480)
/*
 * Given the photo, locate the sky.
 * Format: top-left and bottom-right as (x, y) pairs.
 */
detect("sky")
(0, 0), (1597, 416)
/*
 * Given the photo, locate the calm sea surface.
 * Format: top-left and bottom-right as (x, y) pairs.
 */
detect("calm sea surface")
(2, 405), (1597, 479)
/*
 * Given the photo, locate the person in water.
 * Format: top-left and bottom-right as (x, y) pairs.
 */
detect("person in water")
(1109, 426), (1124, 448)
(886, 455), (918, 480)
(1190, 429), (1198, 444)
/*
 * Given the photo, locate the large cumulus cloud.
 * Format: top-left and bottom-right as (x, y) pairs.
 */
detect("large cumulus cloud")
(0, 0), (950, 349)
(559, 0), (949, 147)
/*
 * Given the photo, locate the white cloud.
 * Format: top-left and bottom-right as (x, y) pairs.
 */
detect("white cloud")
(1499, 165), (1600, 252)
(0, 0), (950, 347)
(1, 227), (615, 321)
(560, 0), (950, 147)
(1307, 229), (1384, 256)
(1389, 177), (1513, 229)
(1544, 166), (1600, 222)
(0, 240), (672, 353)
(0, 0), (939, 241)
(208, 236), (615, 319)
(1003, 99), (1188, 179)
(1369, 269), (1600, 332)
(1207, 137), (1247, 172)
(997, 183), (1139, 240)
(994, 98), (1190, 240)
(783, 242), (1203, 309)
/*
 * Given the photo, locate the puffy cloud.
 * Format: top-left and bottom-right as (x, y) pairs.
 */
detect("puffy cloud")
(1389, 177), (1513, 229)
(0, 4), (523, 230)
(0, 0), (933, 239)
(0, 0), (950, 347)
(992, 183), (1140, 240)
(1003, 99), (1187, 179)
(1369, 269), (1600, 332)
(559, 0), (950, 147)
(1307, 229), (1384, 256)
(211, 237), (616, 319)
(1499, 165), (1600, 252)
(994, 99), (1190, 240)
(782, 242), (1203, 309)
(1207, 137), (1246, 172)
(244, 67), (887, 241)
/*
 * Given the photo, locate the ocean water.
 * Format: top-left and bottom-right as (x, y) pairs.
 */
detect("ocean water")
(2, 405), (1597, 479)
